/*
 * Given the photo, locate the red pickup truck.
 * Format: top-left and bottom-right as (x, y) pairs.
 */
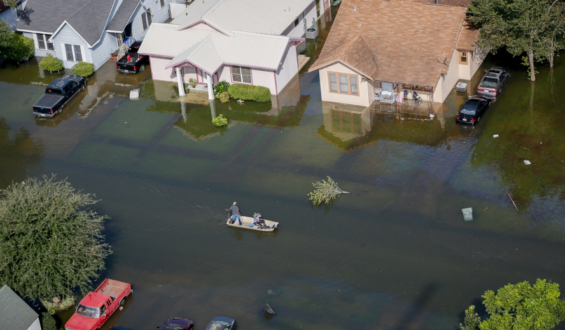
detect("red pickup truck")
(65, 279), (132, 330)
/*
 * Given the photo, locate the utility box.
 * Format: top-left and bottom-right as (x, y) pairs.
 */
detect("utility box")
(306, 28), (318, 39)
(456, 81), (468, 93)
(129, 89), (140, 100)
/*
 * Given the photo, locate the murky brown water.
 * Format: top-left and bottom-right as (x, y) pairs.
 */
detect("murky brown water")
(2, 8), (565, 330)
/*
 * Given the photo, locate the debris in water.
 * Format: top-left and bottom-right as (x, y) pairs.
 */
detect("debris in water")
(429, 114), (435, 118)
(262, 303), (276, 315)
(130, 88), (140, 100)
(524, 160), (531, 165)
(462, 208), (473, 221)
(267, 289), (274, 295)
(493, 134), (499, 138)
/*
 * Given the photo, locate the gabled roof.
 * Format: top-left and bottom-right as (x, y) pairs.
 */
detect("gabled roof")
(17, 0), (117, 46)
(107, 0), (141, 33)
(309, 0), (469, 88)
(310, 35), (377, 78)
(171, 0), (313, 35)
(0, 285), (38, 330)
(138, 24), (290, 73)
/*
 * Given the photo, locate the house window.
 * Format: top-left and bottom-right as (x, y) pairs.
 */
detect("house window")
(328, 72), (359, 95)
(459, 50), (468, 64)
(36, 34), (54, 50)
(142, 9), (152, 31)
(294, 18), (299, 27)
(231, 66), (252, 84)
(329, 73), (337, 92)
(159, 0), (165, 8)
(64, 44), (83, 62)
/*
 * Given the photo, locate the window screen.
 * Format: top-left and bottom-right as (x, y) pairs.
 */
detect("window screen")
(329, 73), (337, 92)
(349, 76), (358, 95)
(74, 45), (82, 62)
(339, 74), (348, 94)
(65, 44), (74, 61)
(37, 34), (45, 49)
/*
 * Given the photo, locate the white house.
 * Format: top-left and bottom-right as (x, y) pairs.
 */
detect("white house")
(16, 0), (171, 70)
(138, 0), (331, 99)
(0, 285), (41, 330)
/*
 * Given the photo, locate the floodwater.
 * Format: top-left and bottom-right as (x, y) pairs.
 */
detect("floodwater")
(2, 10), (565, 330)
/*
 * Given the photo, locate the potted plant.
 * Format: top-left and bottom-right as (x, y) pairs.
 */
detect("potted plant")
(189, 78), (197, 88)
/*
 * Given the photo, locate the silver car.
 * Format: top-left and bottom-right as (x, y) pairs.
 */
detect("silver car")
(477, 67), (510, 99)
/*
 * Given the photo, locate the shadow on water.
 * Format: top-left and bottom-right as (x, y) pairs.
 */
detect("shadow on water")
(393, 283), (439, 330)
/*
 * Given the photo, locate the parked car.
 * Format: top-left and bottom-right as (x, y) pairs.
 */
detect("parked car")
(33, 75), (85, 118)
(65, 279), (132, 330)
(477, 67), (510, 99)
(204, 317), (236, 330)
(116, 42), (149, 74)
(455, 96), (491, 125)
(157, 317), (194, 330)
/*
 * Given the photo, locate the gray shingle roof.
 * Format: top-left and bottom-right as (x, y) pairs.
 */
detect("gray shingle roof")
(17, 0), (117, 46)
(0, 285), (39, 330)
(107, 0), (141, 32)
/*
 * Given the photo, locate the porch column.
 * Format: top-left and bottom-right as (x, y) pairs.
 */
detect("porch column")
(207, 73), (214, 100)
(210, 99), (216, 119)
(176, 67), (185, 96)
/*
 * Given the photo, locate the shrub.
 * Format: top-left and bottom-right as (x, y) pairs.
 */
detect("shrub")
(40, 312), (57, 330)
(189, 78), (197, 88)
(212, 114), (228, 127)
(39, 54), (64, 73)
(41, 296), (75, 314)
(1, 33), (34, 61)
(71, 61), (94, 77)
(218, 91), (229, 103)
(214, 81), (230, 97)
(228, 84), (271, 103)
(0, 20), (12, 49)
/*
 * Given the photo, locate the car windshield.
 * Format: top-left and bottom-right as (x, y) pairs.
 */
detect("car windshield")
(76, 305), (100, 318)
(162, 323), (185, 330)
(481, 77), (498, 87)
(460, 102), (478, 115)
(46, 88), (63, 95)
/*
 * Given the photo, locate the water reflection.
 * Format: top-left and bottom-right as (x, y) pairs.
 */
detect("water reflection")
(0, 117), (45, 188)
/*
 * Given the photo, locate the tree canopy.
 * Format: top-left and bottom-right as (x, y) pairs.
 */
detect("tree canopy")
(461, 279), (565, 330)
(0, 175), (111, 300)
(468, 0), (565, 81)
(0, 19), (12, 49)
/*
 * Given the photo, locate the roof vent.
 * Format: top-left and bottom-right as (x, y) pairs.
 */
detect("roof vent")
(354, 6), (357, 11)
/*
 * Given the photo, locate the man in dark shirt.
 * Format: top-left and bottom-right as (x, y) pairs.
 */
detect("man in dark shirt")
(226, 202), (242, 225)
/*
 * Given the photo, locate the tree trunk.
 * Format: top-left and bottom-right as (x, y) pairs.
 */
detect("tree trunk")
(528, 50), (536, 82)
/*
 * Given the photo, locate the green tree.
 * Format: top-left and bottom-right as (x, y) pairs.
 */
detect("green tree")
(0, 33), (34, 61)
(1, 0), (17, 8)
(468, 0), (561, 81)
(480, 279), (565, 330)
(0, 175), (111, 301)
(0, 20), (12, 50)
(461, 305), (481, 330)
(39, 54), (64, 73)
(40, 312), (57, 330)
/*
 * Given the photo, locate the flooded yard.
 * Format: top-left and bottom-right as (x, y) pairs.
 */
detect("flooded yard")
(2, 13), (565, 330)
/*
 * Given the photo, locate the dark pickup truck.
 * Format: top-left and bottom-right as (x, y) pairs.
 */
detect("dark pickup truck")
(33, 75), (86, 118)
(116, 42), (149, 74)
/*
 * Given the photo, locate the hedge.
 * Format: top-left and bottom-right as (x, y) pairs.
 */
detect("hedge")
(228, 84), (271, 103)
(71, 61), (94, 77)
(39, 54), (63, 73)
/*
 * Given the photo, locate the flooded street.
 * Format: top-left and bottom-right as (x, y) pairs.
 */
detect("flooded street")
(2, 13), (565, 329)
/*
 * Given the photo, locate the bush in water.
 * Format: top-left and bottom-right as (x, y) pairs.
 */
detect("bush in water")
(214, 81), (230, 97)
(1, 33), (34, 61)
(212, 114), (228, 127)
(218, 91), (229, 103)
(39, 54), (64, 73)
(71, 61), (94, 77)
(228, 84), (271, 103)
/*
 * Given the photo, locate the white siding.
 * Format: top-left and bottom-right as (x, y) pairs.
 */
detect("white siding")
(131, 0), (170, 41)
(27, 317), (41, 330)
(91, 32), (118, 70)
(283, 2), (317, 38)
(433, 49), (460, 103)
(275, 44), (298, 94)
(51, 24), (92, 69)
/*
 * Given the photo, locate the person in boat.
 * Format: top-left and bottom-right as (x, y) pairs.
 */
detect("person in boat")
(226, 202), (242, 225)
(253, 212), (266, 228)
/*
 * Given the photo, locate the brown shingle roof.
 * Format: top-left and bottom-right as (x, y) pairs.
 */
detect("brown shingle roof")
(310, 0), (468, 88)
(457, 21), (480, 50)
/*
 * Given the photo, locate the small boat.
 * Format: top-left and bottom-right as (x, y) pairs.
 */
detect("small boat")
(226, 216), (279, 232)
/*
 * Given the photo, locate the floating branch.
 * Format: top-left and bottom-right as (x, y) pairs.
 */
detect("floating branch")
(308, 176), (349, 205)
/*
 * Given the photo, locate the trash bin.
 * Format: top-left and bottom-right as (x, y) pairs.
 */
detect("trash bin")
(456, 81), (468, 93)
(462, 208), (473, 221)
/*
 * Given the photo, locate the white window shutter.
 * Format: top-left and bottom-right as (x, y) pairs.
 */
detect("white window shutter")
(33, 33), (38, 49)
(61, 43), (67, 61)
(80, 45), (85, 63)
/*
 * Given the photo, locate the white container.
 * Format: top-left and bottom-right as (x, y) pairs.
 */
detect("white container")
(129, 89), (140, 100)
(305, 28), (318, 39)
(524, 160), (531, 165)
(456, 81), (468, 93)
(462, 208), (473, 221)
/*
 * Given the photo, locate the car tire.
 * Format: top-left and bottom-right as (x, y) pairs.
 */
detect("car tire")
(120, 297), (126, 306)
(139, 65), (145, 72)
(478, 117), (481, 122)
(81, 84), (85, 92)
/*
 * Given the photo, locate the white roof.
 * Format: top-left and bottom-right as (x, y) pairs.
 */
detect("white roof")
(138, 23), (290, 74)
(172, 0), (313, 35)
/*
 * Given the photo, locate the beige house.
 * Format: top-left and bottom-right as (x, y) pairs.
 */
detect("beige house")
(309, 0), (483, 107)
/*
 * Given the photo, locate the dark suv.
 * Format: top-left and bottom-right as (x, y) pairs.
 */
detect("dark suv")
(456, 96), (491, 125)
(477, 67), (510, 99)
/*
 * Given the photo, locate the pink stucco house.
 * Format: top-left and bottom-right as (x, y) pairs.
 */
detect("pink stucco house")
(138, 0), (330, 99)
